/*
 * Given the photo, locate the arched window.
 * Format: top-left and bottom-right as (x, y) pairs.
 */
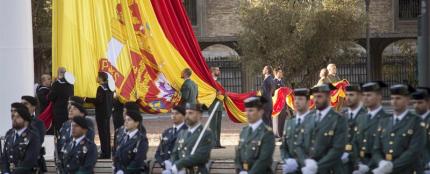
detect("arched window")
(183, 0), (197, 25)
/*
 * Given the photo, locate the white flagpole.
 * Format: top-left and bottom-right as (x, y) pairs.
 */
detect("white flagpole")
(0, 0), (34, 135)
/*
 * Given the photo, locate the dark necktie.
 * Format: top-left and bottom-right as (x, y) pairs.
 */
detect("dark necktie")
(349, 112), (354, 120)
(71, 140), (77, 150)
(14, 133), (19, 143)
(174, 127), (177, 134)
(394, 118), (400, 125)
(248, 127), (253, 137)
(317, 113), (322, 122)
(297, 118), (302, 126)
(367, 113), (372, 120)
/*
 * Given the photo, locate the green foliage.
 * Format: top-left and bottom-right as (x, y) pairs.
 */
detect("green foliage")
(32, 0), (52, 81)
(239, 0), (365, 86)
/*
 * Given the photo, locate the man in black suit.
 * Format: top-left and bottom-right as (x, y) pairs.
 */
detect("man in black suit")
(273, 67), (287, 137)
(261, 65), (276, 128)
(48, 67), (74, 133)
(85, 72), (114, 159)
(36, 74), (51, 114)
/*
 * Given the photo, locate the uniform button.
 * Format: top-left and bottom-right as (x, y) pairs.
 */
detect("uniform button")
(363, 139), (367, 143)
(389, 141), (393, 145)
(391, 133), (395, 137)
(182, 154), (185, 158)
(362, 147), (366, 150)
(389, 149), (393, 153)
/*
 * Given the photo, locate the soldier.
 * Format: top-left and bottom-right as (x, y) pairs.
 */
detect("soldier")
(340, 85), (367, 173)
(280, 88), (313, 174)
(113, 110), (149, 174)
(48, 67), (74, 133)
(235, 96), (275, 174)
(179, 68), (198, 107)
(36, 74), (51, 114)
(21, 96), (48, 174)
(84, 72), (114, 159)
(113, 101), (145, 154)
(155, 105), (188, 169)
(163, 103), (213, 174)
(298, 84), (347, 174)
(57, 102), (95, 172)
(326, 64), (340, 83)
(411, 87), (430, 173)
(372, 84), (425, 174)
(208, 66), (225, 148)
(60, 116), (97, 174)
(261, 65), (276, 128)
(1, 106), (41, 174)
(351, 81), (389, 174)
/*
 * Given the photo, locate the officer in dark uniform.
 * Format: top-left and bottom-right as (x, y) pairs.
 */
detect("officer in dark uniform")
(298, 84), (347, 174)
(412, 87), (430, 172)
(1, 106), (41, 174)
(85, 72), (114, 159)
(36, 74), (51, 114)
(281, 88), (313, 174)
(48, 67), (74, 133)
(21, 96), (48, 173)
(113, 110), (149, 174)
(155, 105), (188, 169)
(163, 103), (213, 174)
(113, 102), (145, 154)
(235, 96), (275, 174)
(340, 85), (367, 173)
(351, 81), (389, 174)
(60, 116), (97, 174)
(56, 102), (95, 173)
(372, 84), (425, 174)
(179, 68), (198, 107)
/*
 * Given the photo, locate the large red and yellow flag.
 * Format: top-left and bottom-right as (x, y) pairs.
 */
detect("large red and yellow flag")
(52, 0), (253, 122)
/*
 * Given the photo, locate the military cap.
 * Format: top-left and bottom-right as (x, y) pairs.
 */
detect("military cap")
(362, 81), (387, 92)
(294, 88), (311, 97)
(69, 102), (87, 115)
(11, 102), (27, 110)
(15, 106), (32, 122)
(126, 110), (142, 123)
(72, 116), (89, 129)
(21, 96), (38, 106)
(244, 96), (267, 108)
(411, 87), (430, 100)
(69, 96), (84, 105)
(125, 102), (140, 112)
(310, 83), (337, 94)
(345, 85), (361, 92)
(172, 105), (186, 116)
(185, 103), (208, 112)
(390, 84), (415, 96)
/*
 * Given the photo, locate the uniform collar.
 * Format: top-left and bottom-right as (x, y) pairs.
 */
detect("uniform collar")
(188, 123), (201, 134)
(316, 106), (332, 120)
(127, 129), (139, 139)
(174, 122), (185, 130)
(393, 109), (409, 121)
(348, 104), (363, 119)
(213, 76), (218, 81)
(15, 127), (27, 136)
(421, 110), (430, 120)
(264, 74), (271, 79)
(57, 78), (66, 84)
(296, 111), (309, 123)
(38, 86), (50, 90)
(100, 84), (109, 91)
(249, 119), (263, 131)
(368, 105), (383, 118)
(73, 135), (86, 145)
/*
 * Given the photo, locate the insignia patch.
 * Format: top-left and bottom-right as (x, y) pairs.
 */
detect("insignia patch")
(328, 130), (334, 136)
(421, 122), (426, 128)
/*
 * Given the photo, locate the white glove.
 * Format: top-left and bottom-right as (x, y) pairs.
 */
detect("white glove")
(282, 158), (299, 174)
(424, 170), (430, 174)
(162, 170), (173, 174)
(352, 163), (369, 174)
(301, 159), (318, 174)
(341, 152), (349, 163)
(372, 160), (393, 174)
(239, 171), (248, 174)
(164, 160), (173, 170)
(116, 170), (124, 174)
(172, 165), (186, 174)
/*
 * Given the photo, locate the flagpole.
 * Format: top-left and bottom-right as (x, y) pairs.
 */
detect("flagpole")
(0, 0), (34, 135)
(191, 101), (221, 155)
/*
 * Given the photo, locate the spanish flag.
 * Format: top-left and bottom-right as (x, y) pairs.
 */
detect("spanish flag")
(52, 0), (253, 122)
